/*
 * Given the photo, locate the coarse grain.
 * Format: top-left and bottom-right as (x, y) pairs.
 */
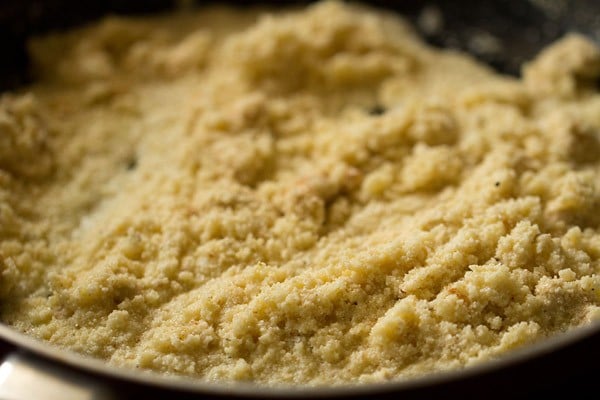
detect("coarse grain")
(1, 0), (600, 385)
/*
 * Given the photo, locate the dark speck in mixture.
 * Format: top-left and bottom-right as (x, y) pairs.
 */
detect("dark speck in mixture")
(368, 104), (387, 116)
(126, 157), (138, 171)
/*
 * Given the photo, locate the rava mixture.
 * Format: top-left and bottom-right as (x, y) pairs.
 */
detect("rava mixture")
(1, 0), (600, 385)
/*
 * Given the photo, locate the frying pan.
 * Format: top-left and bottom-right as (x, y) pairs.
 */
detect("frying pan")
(1, 1), (600, 399)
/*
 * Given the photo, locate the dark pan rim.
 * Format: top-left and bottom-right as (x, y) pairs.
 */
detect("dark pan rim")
(1, 319), (599, 397)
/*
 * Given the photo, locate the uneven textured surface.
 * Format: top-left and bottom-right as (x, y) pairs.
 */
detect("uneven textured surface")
(1, 1), (600, 385)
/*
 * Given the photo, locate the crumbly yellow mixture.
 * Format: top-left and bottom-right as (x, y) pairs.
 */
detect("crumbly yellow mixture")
(1, 1), (600, 385)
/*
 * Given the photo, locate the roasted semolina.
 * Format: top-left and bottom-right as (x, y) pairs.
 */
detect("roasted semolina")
(1, 1), (600, 385)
